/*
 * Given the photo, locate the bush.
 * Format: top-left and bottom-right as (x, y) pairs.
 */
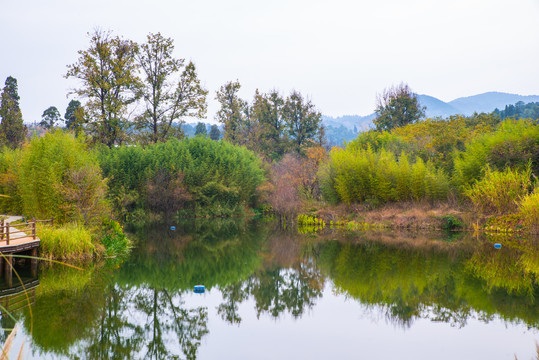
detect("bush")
(38, 223), (95, 260)
(319, 146), (449, 205)
(454, 119), (539, 187)
(17, 130), (109, 225)
(465, 165), (532, 215)
(519, 189), (539, 233)
(100, 219), (130, 257)
(0, 147), (23, 214)
(99, 136), (265, 217)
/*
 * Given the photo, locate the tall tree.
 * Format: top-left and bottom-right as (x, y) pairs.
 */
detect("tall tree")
(209, 124), (220, 140)
(215, 81), (247, 144)
(0, 76), (25, 149)
(136, 33), (207, 143)
(40, 106), (62, 129)
(251, 89), (286, 158)
(64, 99), (85, 132)
(282, 91), (322, 154)
(373, 83), (425, 131)
(194, 122), (207, 136)
(66, 29), (139, 147)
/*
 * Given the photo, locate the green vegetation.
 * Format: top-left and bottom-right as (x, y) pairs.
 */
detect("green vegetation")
(317, 116), (539, 233)
(16, 130), (109, 225)
(373, 83), (425, 131)
(98, 136), (265, 220)
(465, 165), (532, 215)
(494, 101), (539, 121)
(453, 119), (539, 186)
(0, 76), (25, 149)
(37, 223), (95, 260)
(319, 147), (449, 205)
(0, 131), (128, 260)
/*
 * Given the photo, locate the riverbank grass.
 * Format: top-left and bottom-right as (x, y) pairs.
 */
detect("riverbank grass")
(38, 223), (95, 260)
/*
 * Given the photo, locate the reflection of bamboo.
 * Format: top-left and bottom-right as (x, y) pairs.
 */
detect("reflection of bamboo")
(0, 324), (17, 360)
(16, 340), (24, 360)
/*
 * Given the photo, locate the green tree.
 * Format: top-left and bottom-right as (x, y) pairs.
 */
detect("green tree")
(0, 76), (25, 149)
(215, 80), (247, 143)
(64, 99), (84, 131)
(251, 89), (286, 158)
(194, 122), (207, 136)
(136, 33), (207, 143)
(373, 83), (425, 131)
(282, 91), (322, 154)
(40, 106), (62, 129)
(66, 29), (139, 147)
(209, 124), (220, 140)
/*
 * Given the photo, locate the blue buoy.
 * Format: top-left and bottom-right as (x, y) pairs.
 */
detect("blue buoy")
(194, 285), (205, 293)
(170, 226), (176, 231)
(494, 243), (502, 249)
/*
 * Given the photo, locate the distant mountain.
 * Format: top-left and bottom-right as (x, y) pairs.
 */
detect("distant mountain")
(416, 94), (460, 118)
(448, 92), (539, 115)
(322, 114), (376, 131)
(322, 92), (539, 144)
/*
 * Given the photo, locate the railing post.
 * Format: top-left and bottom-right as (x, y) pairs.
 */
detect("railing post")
(6, 222), (9, 245)
(51, 216), (54, 228)
(32, 217), (36, 240)
(0, 218), (3, 242)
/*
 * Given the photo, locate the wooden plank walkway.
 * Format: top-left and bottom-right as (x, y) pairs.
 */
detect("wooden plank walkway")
(0, 216), (52, 286)
(0, 216), (52, 255)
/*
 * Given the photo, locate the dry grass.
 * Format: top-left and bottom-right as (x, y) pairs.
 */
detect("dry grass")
(312, 201), (467, 231)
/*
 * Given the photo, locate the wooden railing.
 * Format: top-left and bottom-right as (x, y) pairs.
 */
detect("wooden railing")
(0, 217), (53, 245)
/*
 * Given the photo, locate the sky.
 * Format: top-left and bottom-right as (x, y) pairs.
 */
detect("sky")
(1, 0), (539, 123)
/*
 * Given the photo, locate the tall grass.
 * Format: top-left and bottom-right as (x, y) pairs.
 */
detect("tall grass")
(465, 165), (532, 215)
(38, 223), (95, 260)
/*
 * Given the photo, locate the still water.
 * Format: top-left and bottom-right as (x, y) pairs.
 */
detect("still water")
(1, 218), (538, 359)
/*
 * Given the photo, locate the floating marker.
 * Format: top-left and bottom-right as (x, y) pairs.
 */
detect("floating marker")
(194, 285), (205, 293)
(170, 226), (176, 231)
(494, 243), (502, 249)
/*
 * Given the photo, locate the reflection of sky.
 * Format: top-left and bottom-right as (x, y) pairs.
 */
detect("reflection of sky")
(6, 281), (539, 360)
(189, 283), (538, 360)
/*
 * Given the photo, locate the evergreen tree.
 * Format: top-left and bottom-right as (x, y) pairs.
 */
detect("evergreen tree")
(0, 76), (25, 149)
(40, 106), (62, 129)
(195, 122), (207, 136)
(209, 124), (220, 140)
(282, 91), (322, 154)
(373, 83), (425, 131)
(64, 99), (84, 131)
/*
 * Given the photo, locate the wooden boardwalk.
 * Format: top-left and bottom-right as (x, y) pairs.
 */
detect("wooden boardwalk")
(0, 216), (52, 286)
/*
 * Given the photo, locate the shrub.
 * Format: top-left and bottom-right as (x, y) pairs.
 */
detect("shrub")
(99, 136), (265, 217)
(454, 119), (539, 187)
(465, 165), (532, 215)
(519, 189), (539, 233)
(319, 146), (449, 205)
(100, 219), (130, 257)
(17, 130), (109, 225)
(0, 147), (23, 214)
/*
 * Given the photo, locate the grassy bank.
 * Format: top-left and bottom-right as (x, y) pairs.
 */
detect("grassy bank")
(37, 219), (130, 261)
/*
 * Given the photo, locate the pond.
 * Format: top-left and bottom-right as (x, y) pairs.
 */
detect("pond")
(1, 218), (538, 359)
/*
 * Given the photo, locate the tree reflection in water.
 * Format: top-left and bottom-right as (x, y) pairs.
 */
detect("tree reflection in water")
(11, 219), (539, 359)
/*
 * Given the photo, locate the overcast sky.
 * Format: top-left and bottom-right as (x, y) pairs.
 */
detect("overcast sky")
(1, 0), (539, 123)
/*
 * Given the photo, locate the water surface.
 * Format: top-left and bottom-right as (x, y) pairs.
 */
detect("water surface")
(1, 218), (538, 359)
